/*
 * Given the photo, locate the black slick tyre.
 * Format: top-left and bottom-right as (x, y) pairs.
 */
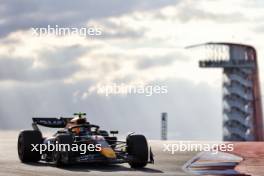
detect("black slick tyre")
(17, 130), (42, 162)
(127, 135), (148, 168)
(53, 134), (73, 167)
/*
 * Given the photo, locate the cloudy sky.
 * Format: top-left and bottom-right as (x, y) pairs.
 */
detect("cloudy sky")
(0, 0), (264, 140)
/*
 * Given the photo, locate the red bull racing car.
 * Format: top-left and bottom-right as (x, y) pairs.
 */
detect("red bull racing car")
(17, 112), (154, 168)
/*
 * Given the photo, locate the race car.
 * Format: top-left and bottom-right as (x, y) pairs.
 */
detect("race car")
(17, 112), (154, 168)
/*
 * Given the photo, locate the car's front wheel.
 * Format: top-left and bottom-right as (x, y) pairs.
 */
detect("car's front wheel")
(52, 134), (73, 167)
(126, 134), (148, 168)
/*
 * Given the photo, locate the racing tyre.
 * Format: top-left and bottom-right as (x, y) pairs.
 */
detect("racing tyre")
(53, 134), (73, 167)
(17, 130), (42, 162)
(127, 135), (148, 168)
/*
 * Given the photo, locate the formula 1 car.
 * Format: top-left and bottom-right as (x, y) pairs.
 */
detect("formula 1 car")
(17, 113), (154, 168)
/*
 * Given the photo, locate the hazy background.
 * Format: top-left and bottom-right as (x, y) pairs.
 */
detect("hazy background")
(1, 0), (264, 140)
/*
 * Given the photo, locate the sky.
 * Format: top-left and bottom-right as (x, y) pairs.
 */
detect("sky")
(0, 0), (264, 140)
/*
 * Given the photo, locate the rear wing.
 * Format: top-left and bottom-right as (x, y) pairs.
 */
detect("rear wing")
(32, 117), (73, 128)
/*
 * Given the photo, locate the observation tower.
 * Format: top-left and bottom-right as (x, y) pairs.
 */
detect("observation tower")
(191, 42), (263, 141)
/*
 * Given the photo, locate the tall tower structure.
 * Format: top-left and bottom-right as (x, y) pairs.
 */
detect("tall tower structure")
(192, 42), (263, 141)
(161, 112), (168, 140)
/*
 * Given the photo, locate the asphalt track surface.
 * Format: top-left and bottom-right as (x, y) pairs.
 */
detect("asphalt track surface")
(0, 131), (198, 176)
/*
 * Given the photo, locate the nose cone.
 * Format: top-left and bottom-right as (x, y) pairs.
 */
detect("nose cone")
(100, 147), (116, 159)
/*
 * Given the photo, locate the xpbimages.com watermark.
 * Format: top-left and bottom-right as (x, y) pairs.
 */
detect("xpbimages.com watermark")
(31, 25), (102, 37)
(31, 141), (102, 155)
(93, 83), (168, 96)
(163, 142), (234, 154)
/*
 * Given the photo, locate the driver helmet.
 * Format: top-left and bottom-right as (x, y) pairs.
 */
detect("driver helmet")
(70, 112), (89, 134)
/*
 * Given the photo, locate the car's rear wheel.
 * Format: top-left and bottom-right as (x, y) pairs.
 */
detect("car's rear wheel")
(17, 130), (42, 162)
(53, 134), (73, 167)
(127, 134), (148, 168)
